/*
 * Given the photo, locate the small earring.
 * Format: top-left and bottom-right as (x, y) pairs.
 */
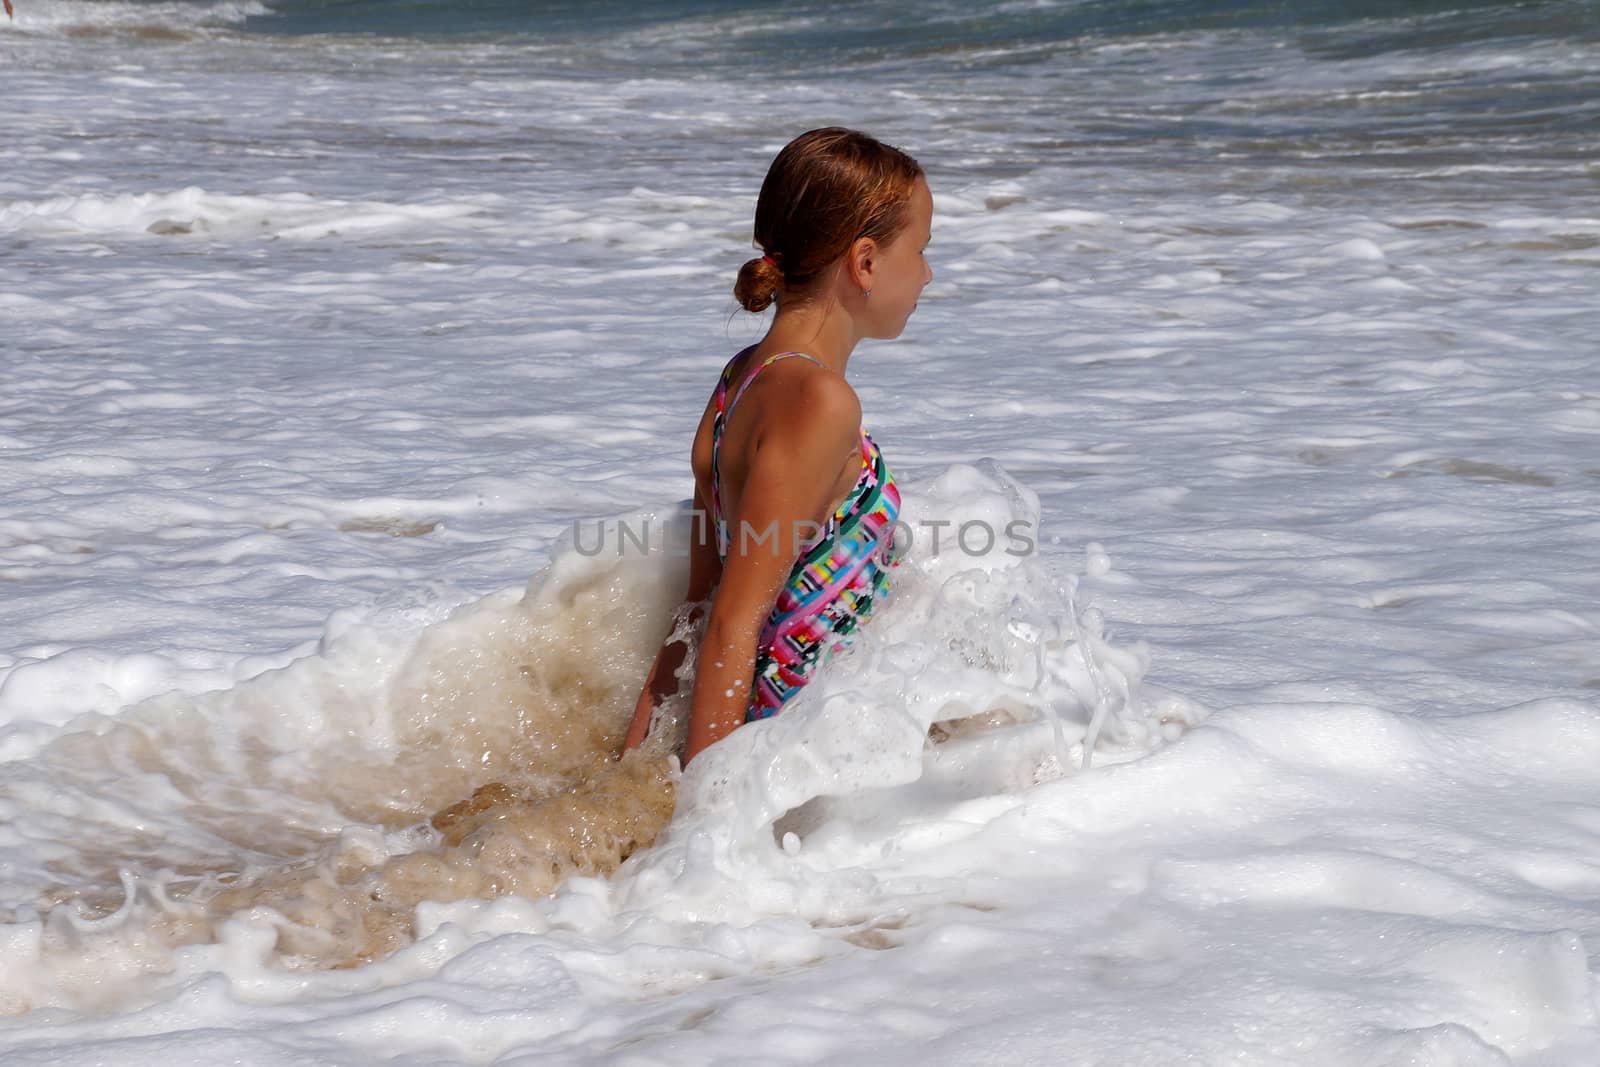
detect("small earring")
(862, 288), (872, 298)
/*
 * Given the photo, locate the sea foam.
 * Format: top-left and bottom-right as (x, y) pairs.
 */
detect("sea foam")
(0, 465), (1179, 1012)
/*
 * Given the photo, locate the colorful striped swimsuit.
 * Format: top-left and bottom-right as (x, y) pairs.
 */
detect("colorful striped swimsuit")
(709, 349), (902, 721)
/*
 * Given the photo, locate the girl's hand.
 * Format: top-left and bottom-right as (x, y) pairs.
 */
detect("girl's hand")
(623, 639), (685, 752)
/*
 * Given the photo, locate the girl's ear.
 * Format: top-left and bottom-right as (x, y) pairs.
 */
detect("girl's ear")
(846, 236), (877, 292)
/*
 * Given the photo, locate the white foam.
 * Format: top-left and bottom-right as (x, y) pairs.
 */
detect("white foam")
(0, 0), (265, 37)
(0, 189), (486, 242)
(0, 469), (1178, 1011)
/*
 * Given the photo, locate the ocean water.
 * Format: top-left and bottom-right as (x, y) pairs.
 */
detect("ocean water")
(3, 0), (1600, 1062)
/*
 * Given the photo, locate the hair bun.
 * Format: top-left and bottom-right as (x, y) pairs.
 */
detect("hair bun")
(734, 254), (783, 313)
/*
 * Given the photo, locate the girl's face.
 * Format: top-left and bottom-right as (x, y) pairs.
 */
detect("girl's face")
(866, 177), (934, 340)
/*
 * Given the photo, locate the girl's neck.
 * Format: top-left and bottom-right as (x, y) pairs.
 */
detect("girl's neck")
(760, 295), (860, 376)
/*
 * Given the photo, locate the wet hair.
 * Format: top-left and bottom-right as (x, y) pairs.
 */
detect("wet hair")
(733, 127), (924, 314)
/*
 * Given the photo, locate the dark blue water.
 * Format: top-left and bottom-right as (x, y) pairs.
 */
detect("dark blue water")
(242, 0), (1600, 58)
(236, 0), (1600, 66)
(228, 0), (1600, 186)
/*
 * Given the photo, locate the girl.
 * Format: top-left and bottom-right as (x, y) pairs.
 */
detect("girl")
(624, 127), (933, 764)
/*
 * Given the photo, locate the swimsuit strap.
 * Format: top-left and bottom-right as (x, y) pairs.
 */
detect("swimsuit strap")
(722, 351), (827, 422)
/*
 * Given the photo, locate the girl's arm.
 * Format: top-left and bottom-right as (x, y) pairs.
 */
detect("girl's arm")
(682, 375), (860, 764)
